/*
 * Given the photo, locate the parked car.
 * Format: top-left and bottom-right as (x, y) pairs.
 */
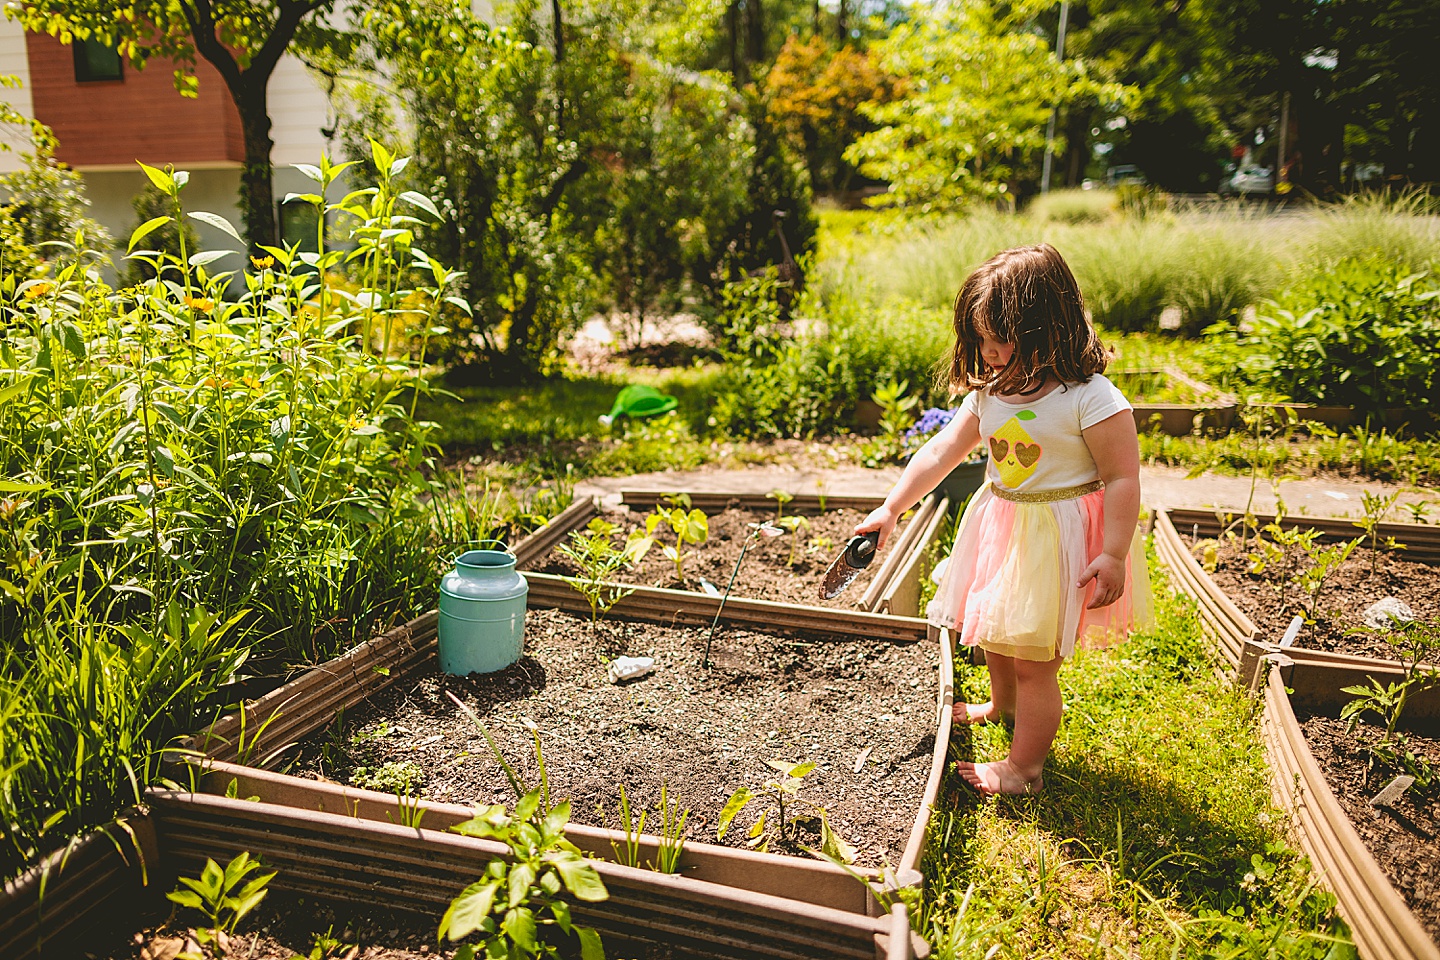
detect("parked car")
(1105, 164), (1146, 187)
(1219, 165), (1274, 196)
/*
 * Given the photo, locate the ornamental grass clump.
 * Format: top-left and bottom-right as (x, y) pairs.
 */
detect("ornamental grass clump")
(0, 143), (468, 877)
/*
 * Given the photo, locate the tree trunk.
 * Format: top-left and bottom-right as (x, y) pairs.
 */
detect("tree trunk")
(836, 0), (847, 45)
(235, 80), (278, 252)
(745, 0), (764, 68)
(727, 2), (742, 85)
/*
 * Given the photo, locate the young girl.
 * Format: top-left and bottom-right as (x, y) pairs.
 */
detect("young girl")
(856, 243), (1153, 796)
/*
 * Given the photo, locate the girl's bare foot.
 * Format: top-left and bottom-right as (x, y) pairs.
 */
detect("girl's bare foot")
(956, 759), (1043, 796)
(953, 701), (1007, 726)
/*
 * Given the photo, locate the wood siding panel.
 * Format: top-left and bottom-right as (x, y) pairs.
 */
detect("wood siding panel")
(24, 31), (243, 168)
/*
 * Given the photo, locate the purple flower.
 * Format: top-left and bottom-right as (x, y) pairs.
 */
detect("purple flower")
(905, 407), (957, 445)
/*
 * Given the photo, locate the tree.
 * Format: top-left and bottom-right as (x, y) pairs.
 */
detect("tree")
(846, 0), (1132, 212)
(764, 34), (895, 194)
(13, 0), (347, 250)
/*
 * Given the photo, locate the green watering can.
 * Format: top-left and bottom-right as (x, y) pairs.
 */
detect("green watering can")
(437, 541), (527, 676)
(599, 384), (678, 426)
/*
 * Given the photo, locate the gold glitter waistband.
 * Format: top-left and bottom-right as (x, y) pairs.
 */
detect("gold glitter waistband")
(988, 479), (1104, 503)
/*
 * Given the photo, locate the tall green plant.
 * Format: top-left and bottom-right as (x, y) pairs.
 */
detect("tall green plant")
(0, 145), (461, 875)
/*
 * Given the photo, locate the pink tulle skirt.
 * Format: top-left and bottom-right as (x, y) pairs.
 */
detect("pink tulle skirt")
(926, 485), (1154, 661)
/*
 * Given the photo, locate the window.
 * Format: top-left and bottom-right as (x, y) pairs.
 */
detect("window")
(277, 199), (321, 254)
(73, 39), (123, 83)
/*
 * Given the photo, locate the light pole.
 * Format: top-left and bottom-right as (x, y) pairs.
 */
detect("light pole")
(1040, 0), (1071, 194)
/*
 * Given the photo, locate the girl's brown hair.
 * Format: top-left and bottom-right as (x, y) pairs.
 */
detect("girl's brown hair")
(947, 243), (1108, 395)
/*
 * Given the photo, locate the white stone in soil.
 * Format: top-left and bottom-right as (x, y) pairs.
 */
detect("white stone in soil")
(1362, 596), (1416, 630)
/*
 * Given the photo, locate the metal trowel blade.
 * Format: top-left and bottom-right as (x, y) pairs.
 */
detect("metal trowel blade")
(819, 532), (879, 600)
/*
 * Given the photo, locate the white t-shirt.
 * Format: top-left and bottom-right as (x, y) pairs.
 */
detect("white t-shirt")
(960, 375), (1131, 491)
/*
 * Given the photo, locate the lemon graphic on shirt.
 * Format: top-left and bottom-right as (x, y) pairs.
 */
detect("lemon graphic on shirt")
(989, 410), (1042, 487)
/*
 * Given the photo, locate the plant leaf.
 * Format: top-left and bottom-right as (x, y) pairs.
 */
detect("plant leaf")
(128, 216), (172, 254)
(552, 856), (608, 901)
(188, 211), (242, 242)
(716, 787), (754, 839)
(439, 879), (499, 941)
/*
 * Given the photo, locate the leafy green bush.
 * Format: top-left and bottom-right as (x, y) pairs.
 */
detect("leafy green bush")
(709, 275), (948, 438)
(0, 146), (473, 875)
(1206, 259), (1440, 414)
(0, 142), (111, 279)
(1025, 188), (1117, 225)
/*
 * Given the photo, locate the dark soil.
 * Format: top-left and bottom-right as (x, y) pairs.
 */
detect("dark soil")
(538, 504), (891, 609)
(1299, 715), (1440, 939)
(288, 607), (938, 870)
(1178, 531), (1440, 658)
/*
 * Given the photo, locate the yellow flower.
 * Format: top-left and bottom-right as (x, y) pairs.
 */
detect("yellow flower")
(240, 375), (262, 391)
(345, 415), (367, 431)
(184, 295), (215, 312)
(251, 255), (274, 270)
(22, 283), (52, 299)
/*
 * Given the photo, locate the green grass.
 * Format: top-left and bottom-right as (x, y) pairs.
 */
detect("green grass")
(418, 368), (729, 477)
(917, 574), (1355, 958)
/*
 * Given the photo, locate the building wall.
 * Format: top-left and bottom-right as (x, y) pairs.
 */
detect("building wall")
(25, 31), (245, 169)
(0, 18), (37, 172)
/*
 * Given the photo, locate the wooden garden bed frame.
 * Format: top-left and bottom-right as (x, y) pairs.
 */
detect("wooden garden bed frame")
(1257, 655), (1440, 960)
(177, 510), (950, 957)
(0, 814), (157, 960)
(1120, 366), (1239, 437)
(1153, 506), (1440, 956)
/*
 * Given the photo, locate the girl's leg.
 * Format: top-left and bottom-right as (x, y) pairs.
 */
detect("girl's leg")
(957, 653), (1063, 795)
(954, 650), (1016, 725)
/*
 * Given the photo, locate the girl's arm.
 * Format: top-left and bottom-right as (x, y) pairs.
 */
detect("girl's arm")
(854, 407), (982, 549)
(1078, 410), (1142, 608)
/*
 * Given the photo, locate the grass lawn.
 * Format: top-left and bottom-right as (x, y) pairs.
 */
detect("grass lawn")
(916, 565), (1356, 959)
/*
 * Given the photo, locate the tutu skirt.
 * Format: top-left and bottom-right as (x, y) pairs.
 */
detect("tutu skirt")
(926, 484), (1154, 661)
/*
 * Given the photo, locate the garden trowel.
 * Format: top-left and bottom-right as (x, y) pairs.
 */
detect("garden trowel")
(819, 531), (880, 600)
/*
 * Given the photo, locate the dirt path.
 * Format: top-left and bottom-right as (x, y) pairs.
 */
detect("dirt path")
(577, 462), (1437, 521)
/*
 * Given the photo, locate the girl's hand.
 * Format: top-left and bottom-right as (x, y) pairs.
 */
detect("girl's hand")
(1078, 553), (1126, 609)
(854, 506), (898, 551)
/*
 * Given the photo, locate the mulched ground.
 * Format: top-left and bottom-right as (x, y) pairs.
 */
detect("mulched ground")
(1179, 531), (1440, 658)
(1299, 716), (1440, 939)
(288, 607), (938, 871)
(537, 504), (897, 609)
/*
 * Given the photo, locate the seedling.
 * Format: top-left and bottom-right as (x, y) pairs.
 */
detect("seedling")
(1352, 489), (1406, 578)
(777, 515), (810, 566)
(717, 759), (856, 864)
(1341, 618), (1440, 789)
(442, 792), (608, 960)
(625, 503), (709, 584)
(767, 489), (794, 523)
(1292, 536), (1361, 620)
(609, 783), (646, 868)
(653, 781), (689, 875)
(166, 851), (275, 952)
(557, 517), (637, 624)
(1400, 499), (1432, 525)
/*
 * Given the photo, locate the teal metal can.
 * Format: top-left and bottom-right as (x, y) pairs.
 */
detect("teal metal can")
(437, 542), (527, 676)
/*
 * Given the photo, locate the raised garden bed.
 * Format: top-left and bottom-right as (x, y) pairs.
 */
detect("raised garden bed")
(1258, 656), (1440, 960)
(0, 813), (156, 960)
(285, 606), (936, 870)
(1153, 507), (1440, 672)
(173, 512), (948, 957)
(1154, 507), (1440, 957)
(527, 491), (946, 616)
(1112, 367), (1238, 437)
